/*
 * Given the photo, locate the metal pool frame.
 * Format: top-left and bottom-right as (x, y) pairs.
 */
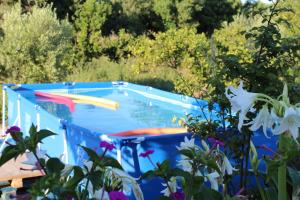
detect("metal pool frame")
(2, 81), (207, 199)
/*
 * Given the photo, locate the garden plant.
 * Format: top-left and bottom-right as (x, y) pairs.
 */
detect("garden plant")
(0, 0), (299, 199)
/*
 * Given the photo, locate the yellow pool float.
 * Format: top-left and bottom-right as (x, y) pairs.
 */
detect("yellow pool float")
(51, 93), (119, 110)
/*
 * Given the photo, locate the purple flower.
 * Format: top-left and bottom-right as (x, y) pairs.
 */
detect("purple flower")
(139, 150), (154, 158)
(170, 191), (185, 200)
(66, 194), (73, 200)
(99, 141), (116, 151)
(109, 191), (129, 200)
(208, 137), (224, 147)
(5, 126), (21, 134)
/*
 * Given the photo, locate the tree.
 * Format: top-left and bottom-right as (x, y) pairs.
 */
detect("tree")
(214, 0), (300, 101)
(0, 4), (73, 83)
(129, 27), (211, 96)
(74, 0), (112, 59)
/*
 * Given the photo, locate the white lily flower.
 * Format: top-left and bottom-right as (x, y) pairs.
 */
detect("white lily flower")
(206, 171), (220, 191)
(177, 136), (196, 150)
(111, 168), (144, 200)
(201, 140), (210, 152)
(161, 177), (177, 196)
(177, 155), (203, 176)
(225, 81), (258, 131)
(177, 155), (193, 172)
(249, 105), (274, 138)
(273, 107), (300, 141)
(221, 156), (237, 175)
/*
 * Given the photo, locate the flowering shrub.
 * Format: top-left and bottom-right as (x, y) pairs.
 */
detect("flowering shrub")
(139, 136), (239, 200)
(225, 81), (300, 200)
(0, 124), (142, 200)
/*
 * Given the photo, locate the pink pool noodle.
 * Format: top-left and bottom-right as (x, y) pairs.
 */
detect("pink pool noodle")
(35, 91), (75, 112)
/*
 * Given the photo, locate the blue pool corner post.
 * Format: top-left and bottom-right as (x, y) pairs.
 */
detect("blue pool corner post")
(116, 141), (122, 165)
(59, 119), (69, 164)
(35, 105), (42, 150)
(2, 85), (7, 135)
(35, 105), (41, 131)
(17, 94), (21, 129)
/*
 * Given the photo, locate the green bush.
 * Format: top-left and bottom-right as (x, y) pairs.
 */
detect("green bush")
(67, 56), (122, 82)
(129, 27), (212, 96)
(67, 56), (177, 92)
(0, 5), (73, 83)
(97, 29), (135, 61)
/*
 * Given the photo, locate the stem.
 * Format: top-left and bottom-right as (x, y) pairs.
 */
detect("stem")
(83, 148), (108, 199)
(100, 185), (106, 200)
(147, 156), (156, 169)
(32, 151), (48, 175)
(278, 134), (287, 200)
(254, 175), (266, 200)
(243, 131), (251, 188)
(240, 134), (245, 188)
(156, 162), (173, 195)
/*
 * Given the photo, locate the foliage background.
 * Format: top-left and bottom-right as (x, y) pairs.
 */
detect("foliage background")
(0, 0), (299, 119)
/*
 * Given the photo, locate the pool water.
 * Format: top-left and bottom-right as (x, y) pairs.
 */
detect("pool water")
(22, 87), (200, 135)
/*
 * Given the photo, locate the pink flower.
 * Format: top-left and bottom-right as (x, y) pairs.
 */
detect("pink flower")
(170, 191), (185, 200)
(109, 191), (129, 200)
(208, 137), (224, 147)
(139, 150), (154, 158)
(5, 126), (21, 134)
(99, 141), (116, 151)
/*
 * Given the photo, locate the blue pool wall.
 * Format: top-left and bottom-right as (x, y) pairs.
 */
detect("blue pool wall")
(3, 81), (278, 199)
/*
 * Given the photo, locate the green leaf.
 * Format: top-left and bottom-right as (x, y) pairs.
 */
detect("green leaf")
(36, 129), (57, 144)
(195, 186), (222, 200)
(265, 158), (280, 183)
(29, 124), (38, 136)
(0, 145), (22, 166)
(88, 170), (103, 192)
(178, 149), (194, 159)
(288, 167), (300, 197)
(167, 168), (190, 180)
(80, 146), (99, 162)
(64, 166), (84, 189)
(10, 131), (23, 142)
(102, 156), (123, 169)
(264, 187), (278, 200)
(157, 196), (172, 200)
(159, 160), (170, 173)
(46, 158), (65, 173)
(206, 158), (221, 174)
(140, 170), (155, 180)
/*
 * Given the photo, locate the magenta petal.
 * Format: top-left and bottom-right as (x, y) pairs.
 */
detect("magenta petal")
(99, 141), (116, 151)
(5, 126), (21, 134)
(139, 149), (155, 158)
(109, 191), (129, 200)
(170, 191), (185, 200)
(208, 137), (224, 147)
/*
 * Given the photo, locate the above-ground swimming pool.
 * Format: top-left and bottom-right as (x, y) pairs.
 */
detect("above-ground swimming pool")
(2, 81), (277, 199)
(3, 81), (210, 199)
